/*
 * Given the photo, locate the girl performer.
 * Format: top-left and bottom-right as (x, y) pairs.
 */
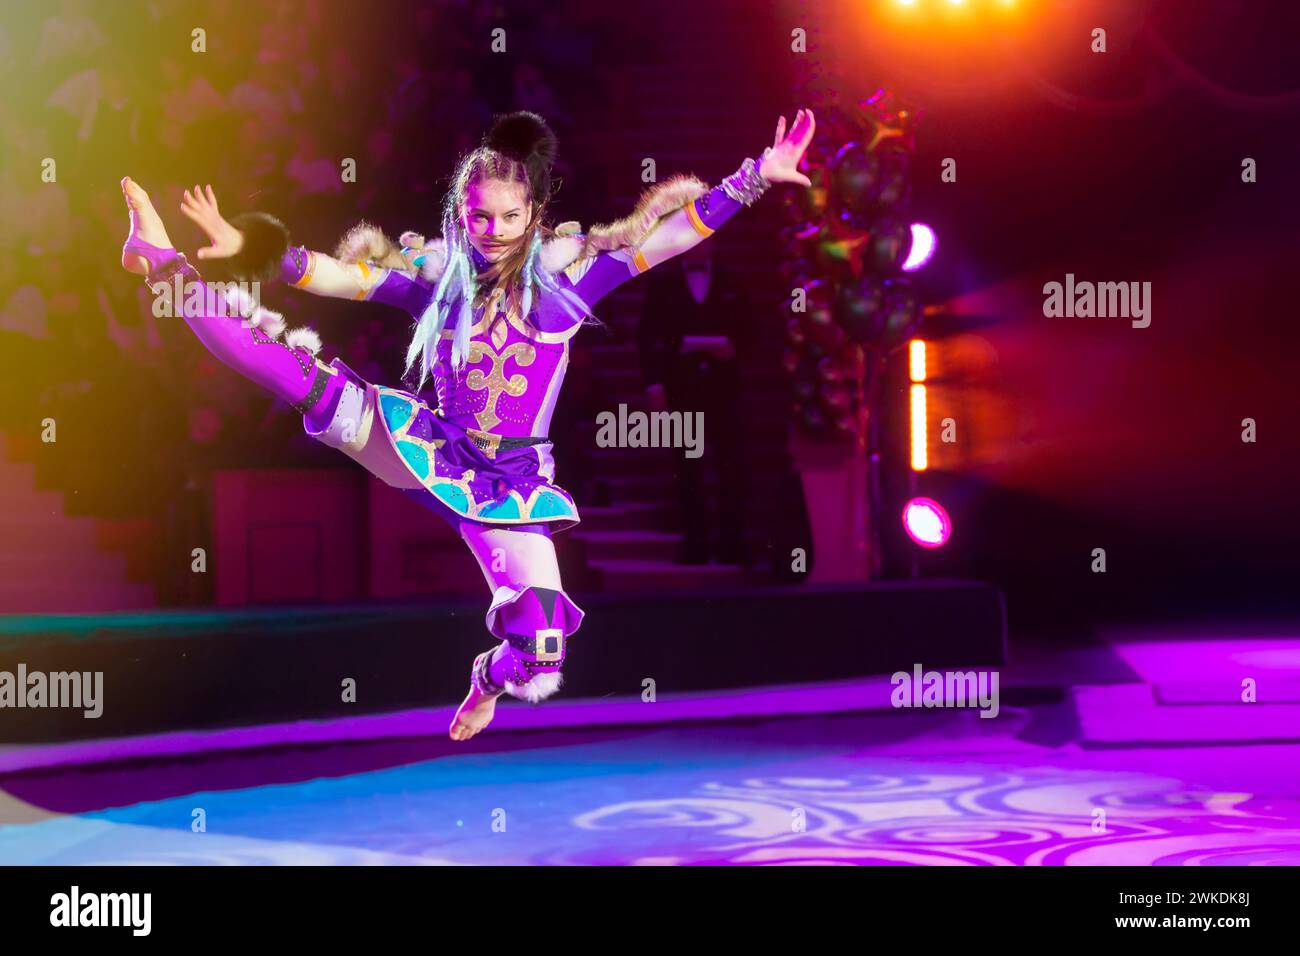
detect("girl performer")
(119, 108), (815, 740)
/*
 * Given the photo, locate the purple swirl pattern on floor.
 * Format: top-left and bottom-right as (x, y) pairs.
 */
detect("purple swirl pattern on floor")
(3, 710), (1299, 865)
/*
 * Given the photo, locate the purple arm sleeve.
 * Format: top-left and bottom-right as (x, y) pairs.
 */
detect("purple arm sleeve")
(277, 245), (433, 318)
(561, 184), (749, 308)
(369, 270), (435, 317)
(557, 251), (638, 308)
(278, 245), (312, 285)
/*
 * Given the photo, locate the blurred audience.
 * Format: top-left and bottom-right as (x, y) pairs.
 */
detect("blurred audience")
(0, 0), (620, 578)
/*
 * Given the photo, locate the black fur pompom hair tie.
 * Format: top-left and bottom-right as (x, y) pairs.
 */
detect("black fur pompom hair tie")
(484, 111), (558, 206)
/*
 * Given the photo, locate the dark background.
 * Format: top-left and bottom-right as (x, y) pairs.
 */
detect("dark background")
(0, 0), (1296, 632)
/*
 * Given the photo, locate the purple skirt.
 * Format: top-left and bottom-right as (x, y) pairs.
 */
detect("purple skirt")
(369, 381), (581, 534)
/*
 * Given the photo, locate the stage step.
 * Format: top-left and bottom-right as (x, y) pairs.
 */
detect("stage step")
(588, 448), (680, 475)
(601, 471), (718, 502)
(1072, 683), (1300, 745)
(0, 579), (157, 613)
(571, 530), (681, 561)
(575, 502), (675, 532)
(0, 431), (158, 613)
(590, 558), (746, 592)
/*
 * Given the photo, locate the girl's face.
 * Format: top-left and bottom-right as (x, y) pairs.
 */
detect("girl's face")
(461, 178), (532, 262)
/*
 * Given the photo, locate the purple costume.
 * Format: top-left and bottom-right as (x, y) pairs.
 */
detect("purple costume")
(278, 176), (764, 536)
(123, 148), (773, 704)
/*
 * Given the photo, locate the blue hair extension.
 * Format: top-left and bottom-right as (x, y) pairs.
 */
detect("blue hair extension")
(404, 192), (608, 391)
(450, 246), (474, 370)
(519, 231), (542, 320)
(404, 213), (482, 391)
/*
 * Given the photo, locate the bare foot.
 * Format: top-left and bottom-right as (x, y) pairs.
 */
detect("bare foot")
(449, 684), (501, 741)
(120, 176), (175, 274)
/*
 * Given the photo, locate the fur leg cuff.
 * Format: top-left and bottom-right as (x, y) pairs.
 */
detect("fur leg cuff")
(220, 285), (322, 357)
(505, 671), (564, 704)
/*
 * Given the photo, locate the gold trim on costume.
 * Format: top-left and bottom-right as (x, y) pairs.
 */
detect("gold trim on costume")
(685, 199), (714, 238)
(534, 628), (564, 662)
(348, 260), (392, 301)
(438, 288), (582, 345)
(292, 250), (317, 288)
(465, 340), (536, 431)
(563, 255), (596, 284)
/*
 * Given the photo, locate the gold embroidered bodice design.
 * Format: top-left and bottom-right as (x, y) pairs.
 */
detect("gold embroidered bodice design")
(466, 340), (537, 430)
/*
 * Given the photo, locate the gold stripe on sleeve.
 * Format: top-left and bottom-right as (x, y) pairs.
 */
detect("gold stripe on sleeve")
(685, 200), (714, 238)
(292, 251), (317, 288)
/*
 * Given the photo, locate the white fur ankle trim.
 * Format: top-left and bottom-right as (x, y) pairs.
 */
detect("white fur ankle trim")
(505, 671), (563, 704)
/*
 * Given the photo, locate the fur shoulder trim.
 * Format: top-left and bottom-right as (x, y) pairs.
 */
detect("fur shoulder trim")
(540, 234), (585, 275)
(414, 238), (448, 283)
(581, 175), (710, 256)
(333, 221), (411, 272)
(334, 223), (451, 283)
(334, 225), (585, 285)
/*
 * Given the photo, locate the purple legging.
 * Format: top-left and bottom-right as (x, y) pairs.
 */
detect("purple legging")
(154, 254), (342, 426)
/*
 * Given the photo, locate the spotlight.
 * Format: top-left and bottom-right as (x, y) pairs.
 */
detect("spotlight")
(909, 339), (927, 471)
(910, 383), (927, 470)
(901, 223), (936, 272)
(902, 497), (952, 549)
(908, 339), (927, 383)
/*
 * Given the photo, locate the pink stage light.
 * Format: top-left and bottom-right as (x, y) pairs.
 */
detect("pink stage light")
(902, 223), (936, 272)
(902, 497), (952, 548)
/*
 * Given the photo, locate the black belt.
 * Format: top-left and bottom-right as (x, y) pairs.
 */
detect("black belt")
(470, 433), (551, 452)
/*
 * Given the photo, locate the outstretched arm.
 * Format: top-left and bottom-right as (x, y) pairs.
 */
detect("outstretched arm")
(276, 244), (430, 316)
(642, 109), (814, 266)
(179, 184), (432, 316)
(564, 109), (816, 308)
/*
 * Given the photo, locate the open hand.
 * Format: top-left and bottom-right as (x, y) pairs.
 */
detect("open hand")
(180, 184), (244, 259)
(758, 109), (816, 187)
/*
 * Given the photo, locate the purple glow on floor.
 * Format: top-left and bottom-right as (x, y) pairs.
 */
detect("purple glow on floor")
(3, 629), (1299, 865)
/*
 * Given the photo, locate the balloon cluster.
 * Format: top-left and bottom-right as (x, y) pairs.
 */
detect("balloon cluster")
(781, 88), (923, 440)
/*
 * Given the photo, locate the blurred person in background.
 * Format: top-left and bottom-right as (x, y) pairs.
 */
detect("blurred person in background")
(639, 239), (754, 566)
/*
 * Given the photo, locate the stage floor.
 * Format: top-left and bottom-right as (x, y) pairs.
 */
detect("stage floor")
(4, 700), (1300, 865)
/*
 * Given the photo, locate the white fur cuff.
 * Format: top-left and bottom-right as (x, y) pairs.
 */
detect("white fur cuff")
(505, 671), (564, 704)
(539, 235), (584, 275)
